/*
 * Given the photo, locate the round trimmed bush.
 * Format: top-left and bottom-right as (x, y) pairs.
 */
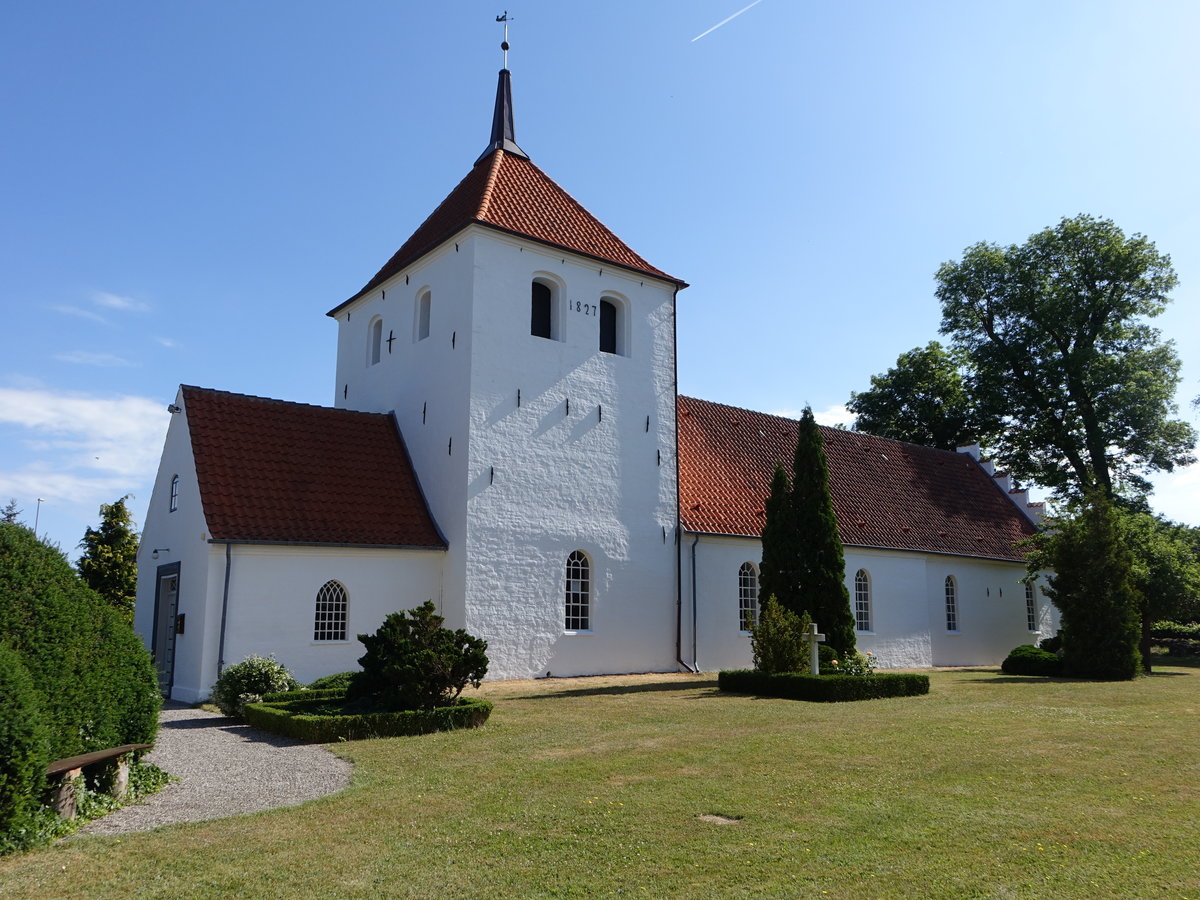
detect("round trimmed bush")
(0, 643), (49, 847)
(212, 654), (300, 720)
(1002, 644), (1063, 677)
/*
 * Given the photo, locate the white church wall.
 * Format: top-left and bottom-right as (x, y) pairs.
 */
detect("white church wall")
(685, 534), (1047, 672)
(134, 391), (223, 703)
(332, 239), (475, 631)
(212, 544), (444, 694)
(462, 231), (681, 679)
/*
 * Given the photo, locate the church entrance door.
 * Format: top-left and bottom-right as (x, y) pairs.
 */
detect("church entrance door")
(152, 563), (181, 696)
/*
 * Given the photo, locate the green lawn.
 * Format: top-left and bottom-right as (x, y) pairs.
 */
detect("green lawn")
(2, 664), (1198, 899)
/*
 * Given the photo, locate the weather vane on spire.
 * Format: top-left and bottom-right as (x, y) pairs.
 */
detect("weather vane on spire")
(496, 11), (511, 69)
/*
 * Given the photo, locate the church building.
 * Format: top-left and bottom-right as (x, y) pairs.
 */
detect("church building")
(134, 64), (1054, 702)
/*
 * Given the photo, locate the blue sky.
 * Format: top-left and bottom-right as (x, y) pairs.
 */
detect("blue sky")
(3, 1), (1199, 556)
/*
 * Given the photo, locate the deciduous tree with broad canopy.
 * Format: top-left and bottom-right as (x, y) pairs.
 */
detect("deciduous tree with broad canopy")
(935, 213), (1195, 500)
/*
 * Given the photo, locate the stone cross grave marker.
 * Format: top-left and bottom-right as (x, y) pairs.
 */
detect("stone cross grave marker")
(802, 622), (826, 675)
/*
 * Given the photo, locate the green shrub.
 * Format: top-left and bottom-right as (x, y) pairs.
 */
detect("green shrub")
(718, 669), (929, 702)
(306, 671), (357, 692)
(212, 654), (300, 720)
(1151, 621), (1200, 640)
(244, 695), (493, 742)
(1038, 633), (1063, 653)
(0, 523), (158, 762)
(349, 602), (488, 711)
(1001, 644), (1064, 677)
(750, 598), (809, 674)
(0, 643), (49, 849)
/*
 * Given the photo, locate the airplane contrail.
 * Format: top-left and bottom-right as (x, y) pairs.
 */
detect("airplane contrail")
(691, 0), (766, 42)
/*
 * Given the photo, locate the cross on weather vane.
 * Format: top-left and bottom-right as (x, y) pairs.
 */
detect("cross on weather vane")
(496, 11), (511, 68)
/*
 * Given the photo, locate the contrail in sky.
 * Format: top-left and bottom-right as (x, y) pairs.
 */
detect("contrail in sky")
(691, 0), (766, 42)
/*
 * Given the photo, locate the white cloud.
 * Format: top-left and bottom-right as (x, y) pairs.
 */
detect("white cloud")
(154, 336), (178, 348)
(52, 304), (109, 324)
(93, 291), (151, 313)
(54, 351), (137, 367)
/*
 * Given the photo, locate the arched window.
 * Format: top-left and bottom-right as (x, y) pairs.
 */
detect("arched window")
(1025, 582), (1038, 632)
(599, 299), (618, 353)
(738, 562), (758, 631)
(370, 317), (383, 365)
(565, 551), (590, 631)
(169, 474), (179, 512)
(416, 290), (431, 341)
(944, 575), (958, 632)
(531, 280), (553, 339)
(314, 580), (348, 642)
(854, 569), (871, 632)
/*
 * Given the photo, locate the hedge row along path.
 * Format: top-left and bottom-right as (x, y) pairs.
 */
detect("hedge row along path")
(78, 702), (352, 837)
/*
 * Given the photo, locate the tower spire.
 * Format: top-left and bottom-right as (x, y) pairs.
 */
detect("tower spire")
(476, 12), (529, 165)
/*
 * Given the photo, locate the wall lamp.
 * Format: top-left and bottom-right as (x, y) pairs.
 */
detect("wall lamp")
(152, 548), (170, 559)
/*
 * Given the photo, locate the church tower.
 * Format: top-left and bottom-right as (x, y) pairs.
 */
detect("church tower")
(327, 58), (687, 679)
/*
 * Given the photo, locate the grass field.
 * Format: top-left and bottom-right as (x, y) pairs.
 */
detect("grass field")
(2, 664), (1198, 899)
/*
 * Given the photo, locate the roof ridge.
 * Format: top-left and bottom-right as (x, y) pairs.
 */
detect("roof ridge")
(181, 385), (391, 420)
(475, 149), (505, 221)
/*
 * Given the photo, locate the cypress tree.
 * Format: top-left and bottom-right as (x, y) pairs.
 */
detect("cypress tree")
(1044, 493), (1142, 680)
(758, 464), (798, 615)
(791, 408), (857, 658)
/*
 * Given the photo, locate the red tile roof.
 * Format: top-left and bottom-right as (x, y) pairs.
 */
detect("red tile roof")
(181, 386), (445, 548)
(677, 396), (1036, 562)
(332, 149), (683, 314)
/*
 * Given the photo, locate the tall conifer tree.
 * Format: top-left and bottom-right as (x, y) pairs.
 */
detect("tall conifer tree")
(758, 465), (798, 613)
(791, 408), (857, 657)
(77, 495), (140, 621)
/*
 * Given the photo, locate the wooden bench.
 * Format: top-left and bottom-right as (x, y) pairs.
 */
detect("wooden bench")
(44, 743), (153, 819)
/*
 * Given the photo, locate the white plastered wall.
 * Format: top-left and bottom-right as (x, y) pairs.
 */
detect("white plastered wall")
(684, 533), (1058, 672)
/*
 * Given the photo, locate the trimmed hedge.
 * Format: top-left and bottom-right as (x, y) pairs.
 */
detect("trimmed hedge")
(0, 523), (158, 761)
(717, 669), (929, 702)
(244, 695), (493, 742)
(1001, 644), (1064, 677)
(305, 671), (357, 692)
(261, 688), (347, 703)
(1151, 621), (1200, 640)
(0, 644), (48, 844)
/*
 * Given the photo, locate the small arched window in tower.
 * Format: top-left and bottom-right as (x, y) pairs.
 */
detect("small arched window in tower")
(531, 280), (554, 339)
(565, 551), (591, 631)
(945, 575), (958, 632)
(1025, 582), (1038, 632)
(169, 474), (179, 512)
(738, 562), (758, 632)
(854, 569), (872, 632)
(599, 298), (618, 354)
(314, 580), (348, 642)
(416, 290), (431, 342)
(370, 317), (383, 365)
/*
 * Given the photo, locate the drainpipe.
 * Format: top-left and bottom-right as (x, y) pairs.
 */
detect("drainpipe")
(217, 542), (232, 676)
(690, 533), (701, 671)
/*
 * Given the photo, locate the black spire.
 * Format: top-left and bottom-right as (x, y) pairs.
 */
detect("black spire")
(476, 67), (529, 165)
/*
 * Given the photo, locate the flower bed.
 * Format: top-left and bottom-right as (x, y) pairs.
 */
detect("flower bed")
(244, 692), (493, 742)
(717, 669), (929, 702)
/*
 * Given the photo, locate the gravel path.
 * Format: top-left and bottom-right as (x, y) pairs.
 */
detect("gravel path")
(80, 702), (353, 836)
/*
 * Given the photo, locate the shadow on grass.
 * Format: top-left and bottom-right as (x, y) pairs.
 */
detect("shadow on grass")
(515, 676), (720, 701)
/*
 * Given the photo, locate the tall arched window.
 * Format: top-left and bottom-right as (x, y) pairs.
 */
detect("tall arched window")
(314, 580), (348, 642)
(599, 298), (618, 354)
(738, 562), (758, 632)
(1025, 582), (1038, 632)
(531, 280), (554, 339)
(854, 569), (871, 632)
(416, 290), (431, 341)
(944, 575), (958, 632)
(565, 551), (590, 631)
(370, 317), (383, 365)
(169, 474), (179, 512)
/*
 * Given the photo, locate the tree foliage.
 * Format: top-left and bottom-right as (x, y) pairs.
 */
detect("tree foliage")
(1, 500), (21, 525)
(936, 214), (1195, 500)
(848, 341), (1002, 450)
(76, 495), (140, 621)
(1036, 494), (1142, 680)
(750, 598), (809, 675)
(350, 601), (488, 711)
(759, 409), (856, 658)
(791, 408), (857, 657)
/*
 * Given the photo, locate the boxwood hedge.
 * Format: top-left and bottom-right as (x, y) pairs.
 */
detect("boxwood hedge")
(1001, 644), (1064, 677)
(717, 669), (929, 701)
(244, 694), (493, 742)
